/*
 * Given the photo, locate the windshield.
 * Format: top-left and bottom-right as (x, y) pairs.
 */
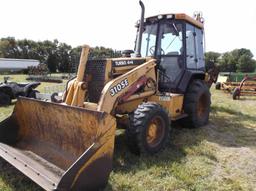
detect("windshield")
(137, 21), (183, 57)
(140, 23), (158, 57)
(158, 22), (183, 56)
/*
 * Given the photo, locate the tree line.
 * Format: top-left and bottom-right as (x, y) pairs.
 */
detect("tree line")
(205, 49), (256, 73)
(1, 37), (255, 73)
(0, 37), (121, 73)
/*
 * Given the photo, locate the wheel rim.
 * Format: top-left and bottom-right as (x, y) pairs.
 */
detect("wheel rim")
(146, 116), (165, 148)
(197, 93), (208, 118)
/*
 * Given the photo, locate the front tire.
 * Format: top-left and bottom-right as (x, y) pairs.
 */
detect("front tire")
(126, 102), (170, 155)
(182, 80), (211, 128)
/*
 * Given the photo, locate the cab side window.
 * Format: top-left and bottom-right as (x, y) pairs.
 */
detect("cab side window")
(186, 24), (196, 69)
(195, 28), (204, 69)
(186, 24), (205, 70)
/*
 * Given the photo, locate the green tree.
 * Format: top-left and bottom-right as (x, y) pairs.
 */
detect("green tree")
(0, 37), (122, 73)
(41, 40), (58, 73)
(0, 37), (19, 58)
(232, 48), (255, 72)
(57, 43), (72, 72)
(204, 51), (221, 70)
(218, 52), (236, 72)
(217, 48), (255, 72)
(70, 46), (82, 73)
(237, 54), (256, 72)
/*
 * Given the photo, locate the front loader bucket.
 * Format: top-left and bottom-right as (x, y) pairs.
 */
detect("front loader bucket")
(0, 97), (116, 191)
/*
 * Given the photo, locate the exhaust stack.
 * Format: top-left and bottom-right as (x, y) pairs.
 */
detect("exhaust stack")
(135, 0), (145, 57)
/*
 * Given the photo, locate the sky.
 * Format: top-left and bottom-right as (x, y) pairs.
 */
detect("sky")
(1, 0), (256, 57)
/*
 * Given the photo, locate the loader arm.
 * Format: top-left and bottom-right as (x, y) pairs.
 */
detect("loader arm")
(64, 45), (90, 106)
(97, 59), (157, 114)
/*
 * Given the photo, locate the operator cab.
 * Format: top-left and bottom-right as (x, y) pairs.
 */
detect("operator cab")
(135, 14), (205, 93)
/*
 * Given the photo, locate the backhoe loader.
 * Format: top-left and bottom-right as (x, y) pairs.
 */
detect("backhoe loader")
(0, 1), (213, 190)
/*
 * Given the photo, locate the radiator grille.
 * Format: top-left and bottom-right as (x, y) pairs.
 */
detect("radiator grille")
(84, 60), (107, 103)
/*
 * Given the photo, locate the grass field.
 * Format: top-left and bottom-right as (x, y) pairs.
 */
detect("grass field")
(0, 75), (256, 191)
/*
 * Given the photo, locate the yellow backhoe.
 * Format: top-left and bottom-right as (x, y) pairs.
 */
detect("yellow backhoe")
(0, 1), (215, 190)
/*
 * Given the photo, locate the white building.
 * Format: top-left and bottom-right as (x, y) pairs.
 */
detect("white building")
(0, 58), (40, 72)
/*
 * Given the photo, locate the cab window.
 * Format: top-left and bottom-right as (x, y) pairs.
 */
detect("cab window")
(186, 24), (205, 70)
(140, 23), (158, 57)
(158, 22), (183, 56)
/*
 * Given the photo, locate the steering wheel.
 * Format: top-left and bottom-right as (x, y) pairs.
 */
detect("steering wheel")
(149, 46), (165, 55)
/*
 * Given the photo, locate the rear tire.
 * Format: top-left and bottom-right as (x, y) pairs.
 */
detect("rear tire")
(126, 102), (170, 155)
(0, 92), (11, 106)
(182, 80), (211, 128)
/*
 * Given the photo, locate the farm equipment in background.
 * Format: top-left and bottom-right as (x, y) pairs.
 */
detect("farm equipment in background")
(26, 75), (63, 83)
(0, 76), (40, 106)
(215, 72), (240, 92)
(215, 73), (256, 100)
(34, 83), (66, 102)
(232, 76), (256, 99)
(0, 1), (213, 190)
(215, 73), (229, 90)
(26, 63), (65, 83)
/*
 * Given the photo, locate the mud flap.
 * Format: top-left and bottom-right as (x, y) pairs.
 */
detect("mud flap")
(0, 97), (116, 191)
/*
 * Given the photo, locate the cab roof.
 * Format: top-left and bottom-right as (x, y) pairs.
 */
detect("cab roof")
(145, 13), (204, 29)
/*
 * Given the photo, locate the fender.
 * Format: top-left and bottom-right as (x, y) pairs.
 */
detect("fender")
(177, 70), (205, 93)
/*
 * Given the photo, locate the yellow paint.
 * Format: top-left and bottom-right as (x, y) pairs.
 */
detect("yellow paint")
(148, 94), (184, 118)
(71, 117), (116, 188)
(97, 59), (156, 114)
(64, 45), (89, 107)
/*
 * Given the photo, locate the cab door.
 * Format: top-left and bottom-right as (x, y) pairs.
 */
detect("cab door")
(157, 20), (185, 92)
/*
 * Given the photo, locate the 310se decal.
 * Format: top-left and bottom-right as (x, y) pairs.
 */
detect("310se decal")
(110, 79), (129, 96)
